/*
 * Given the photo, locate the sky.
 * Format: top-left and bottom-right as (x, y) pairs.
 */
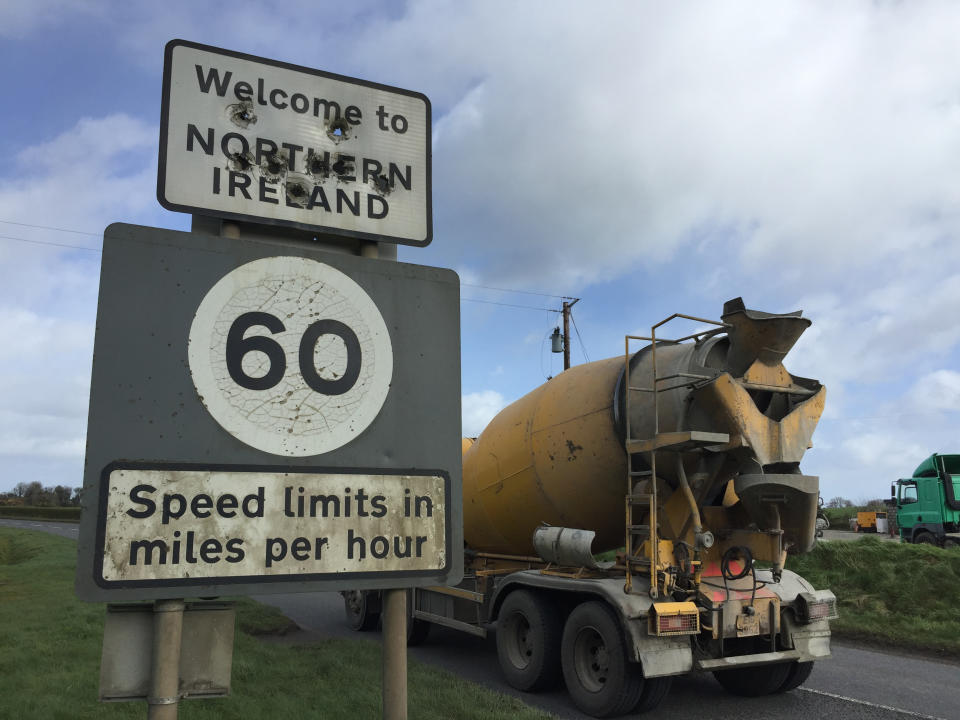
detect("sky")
(1, 0), (959, 504)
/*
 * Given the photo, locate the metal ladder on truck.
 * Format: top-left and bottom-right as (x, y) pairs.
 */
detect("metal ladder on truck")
(622, 313), (729, 598)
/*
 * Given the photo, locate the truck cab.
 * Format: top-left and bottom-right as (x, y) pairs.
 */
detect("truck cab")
(891, 453), (960, 547)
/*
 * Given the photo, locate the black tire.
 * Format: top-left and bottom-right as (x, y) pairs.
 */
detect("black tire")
(406, 616), (431, 645)
(713, 662), (793, 697)
(777, 661), (814, 692)
(496, 590), (562, 691)
(915, 532), (937, 545)
(343, 590), (379, 631)
(561, 601), (644, 717)
(943, 538), (959, 549)
(406, 589), (431, 646)
(634, 675), (672, 713)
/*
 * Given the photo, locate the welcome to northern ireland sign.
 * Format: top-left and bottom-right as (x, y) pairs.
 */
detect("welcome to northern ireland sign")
(158, 40), (432, 246)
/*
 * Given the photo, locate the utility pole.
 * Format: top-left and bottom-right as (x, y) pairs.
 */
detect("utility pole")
(561, 298), (580, 371)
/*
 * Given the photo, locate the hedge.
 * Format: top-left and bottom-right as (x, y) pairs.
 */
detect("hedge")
(0, 506), (81, 522)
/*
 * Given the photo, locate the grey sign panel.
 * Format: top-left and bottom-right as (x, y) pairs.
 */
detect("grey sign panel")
(100, 602), (234, 702)
(76, 223), (461, 602)
(158, 40), (432, 246)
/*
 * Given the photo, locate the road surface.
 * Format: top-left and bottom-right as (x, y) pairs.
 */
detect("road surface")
(820, 528), (900, 543)
(6, 519), (956, 719)
(259, 590), (959, 720)
(0, 517), (79, 540)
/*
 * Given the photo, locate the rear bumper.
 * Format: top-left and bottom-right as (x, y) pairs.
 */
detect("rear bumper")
(697, 649), (803, 671)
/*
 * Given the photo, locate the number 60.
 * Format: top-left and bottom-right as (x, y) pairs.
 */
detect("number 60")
(225, 311), (361, 396)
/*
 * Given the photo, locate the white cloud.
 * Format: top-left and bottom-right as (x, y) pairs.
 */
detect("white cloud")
(0, 410), (85, 458)
(0, 114), (156, 480)
(17, 114), (156, 171)
(462, 390), (506, 437)
(908, 370), (960, 412)
(0, 307), (92, 362)
(2, 1), (959, 504)
(24, 3), (957, 295)
(0, 308), (93, 463)
(349, 1), (960, 296)
(842, 431), (926, 471)
(1, 114), (157, 234)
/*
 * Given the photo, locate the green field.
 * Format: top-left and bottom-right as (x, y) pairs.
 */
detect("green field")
(0, 528), (552, 720)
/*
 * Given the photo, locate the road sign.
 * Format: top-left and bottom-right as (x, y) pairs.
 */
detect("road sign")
(158, 40), (431, 246)
(76, 223), (461, 602)
(187, 255), (394, 456)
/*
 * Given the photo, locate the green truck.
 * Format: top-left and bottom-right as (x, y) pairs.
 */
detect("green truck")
(890, 453), (960, 548)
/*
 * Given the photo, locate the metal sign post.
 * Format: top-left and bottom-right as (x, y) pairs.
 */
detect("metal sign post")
(382, 589), (407, 720)
(148, 600), (184, 720)
(360, 240), (408, 720)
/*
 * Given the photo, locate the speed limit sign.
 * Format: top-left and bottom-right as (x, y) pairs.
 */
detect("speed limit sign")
(77, 223), (462, 601)
(188, 256), (393, 456)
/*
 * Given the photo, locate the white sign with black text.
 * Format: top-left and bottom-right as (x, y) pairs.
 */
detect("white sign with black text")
(97, 466), (447, 585)
(188, 255), (393, 456)
(159, 40), (431, 245)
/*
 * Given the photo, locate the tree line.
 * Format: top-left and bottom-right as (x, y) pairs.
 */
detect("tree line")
(0, 482), (81, 507)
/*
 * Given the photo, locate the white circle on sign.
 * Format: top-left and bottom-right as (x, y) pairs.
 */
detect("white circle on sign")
(188, 256), (393, 456)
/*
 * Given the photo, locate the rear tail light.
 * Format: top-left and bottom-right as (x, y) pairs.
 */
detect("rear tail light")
(797, 590), (839, 623)
(650, 601), (700, 636)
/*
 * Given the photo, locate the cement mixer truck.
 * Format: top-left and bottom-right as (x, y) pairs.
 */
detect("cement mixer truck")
(343, 298), (836, 717)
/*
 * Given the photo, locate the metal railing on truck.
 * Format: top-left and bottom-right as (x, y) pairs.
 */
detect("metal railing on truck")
(623, 313), (729, 598)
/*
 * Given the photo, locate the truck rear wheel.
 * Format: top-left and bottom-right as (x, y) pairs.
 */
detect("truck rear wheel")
(713, 661), (792, 696)
(561, 601), (644, 717)
(406, 589), (431, 646)
(777, 661), (814, 692)
(496, 590), (562, 691)
(343, 590), (379, 631)
(634, 675), (672, 713)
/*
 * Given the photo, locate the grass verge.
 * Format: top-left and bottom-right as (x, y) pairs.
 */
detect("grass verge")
(0, 528), (553, 720)
(790, 536), (960, 658)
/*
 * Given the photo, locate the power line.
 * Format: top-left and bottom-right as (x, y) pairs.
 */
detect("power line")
(461, 282), (572, 300)
(461, 297), (560, 312)
(0, 219), (101, 237)
(0, 218), (581, 301)
(0, 233), (100, 252)
(570, 310), (590, 362)
(0, 218), (580, 316)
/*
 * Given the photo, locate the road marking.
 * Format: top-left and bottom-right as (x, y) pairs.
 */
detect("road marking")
(801, 688), (948, 720)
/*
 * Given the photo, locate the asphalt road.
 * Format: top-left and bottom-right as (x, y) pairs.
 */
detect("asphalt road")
(258, 591), (959, 720)
(820, 528), (900, 543)
(6, 518), (957, 719)
(0, 517), (80, 540)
